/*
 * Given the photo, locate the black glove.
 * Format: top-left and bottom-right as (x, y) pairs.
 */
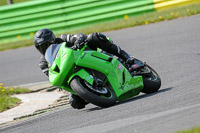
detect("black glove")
(74, 33), (87, 49)
(126, 57), (135, 65)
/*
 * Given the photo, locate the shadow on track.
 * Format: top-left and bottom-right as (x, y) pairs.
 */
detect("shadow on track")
(84, 87), (173, 112)
(116, 87), (173, 106)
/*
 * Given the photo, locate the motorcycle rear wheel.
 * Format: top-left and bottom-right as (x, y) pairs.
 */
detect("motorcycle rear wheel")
(141, 65), (161, 94)
(70, 77), (116, 108)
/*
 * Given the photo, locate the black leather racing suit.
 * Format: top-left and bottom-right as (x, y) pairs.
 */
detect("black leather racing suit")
(39, 32), (132, 76)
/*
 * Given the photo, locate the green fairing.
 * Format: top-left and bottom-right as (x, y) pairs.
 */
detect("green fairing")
(69, 69), (94, 86)
(48, 42), (143, 101)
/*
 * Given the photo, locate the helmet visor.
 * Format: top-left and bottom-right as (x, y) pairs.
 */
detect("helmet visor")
(37, 42), (52, 55)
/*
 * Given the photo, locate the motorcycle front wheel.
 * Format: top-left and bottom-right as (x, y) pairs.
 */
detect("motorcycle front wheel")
(141, 65), (161, 94)
(70, 77), (116, 108)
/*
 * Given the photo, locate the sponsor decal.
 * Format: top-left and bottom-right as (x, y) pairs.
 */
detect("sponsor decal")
(86, 75), (93, 81)
(118, 64), (122, 70)
(62, 53), (68, 59)
(56, 53), (60, 58)
(132, 64), (139, 69)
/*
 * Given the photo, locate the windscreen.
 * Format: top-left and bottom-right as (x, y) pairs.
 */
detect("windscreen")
(45, 44), (61, 67)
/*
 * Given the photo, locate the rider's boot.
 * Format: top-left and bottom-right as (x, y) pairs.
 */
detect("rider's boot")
(119, 50), (134, 65)
(69, 93), (88, 109)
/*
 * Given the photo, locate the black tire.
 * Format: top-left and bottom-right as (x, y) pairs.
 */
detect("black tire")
(70, 77), (116, 108)
(141, 65), (161, 94)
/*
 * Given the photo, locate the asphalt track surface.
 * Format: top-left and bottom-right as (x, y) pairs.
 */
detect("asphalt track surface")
(0, 15), (200, 133)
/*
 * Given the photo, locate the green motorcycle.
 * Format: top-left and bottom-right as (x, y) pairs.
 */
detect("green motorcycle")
(45, 42), (161, 107)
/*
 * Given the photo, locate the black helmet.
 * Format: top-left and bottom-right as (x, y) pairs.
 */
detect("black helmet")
(34, 29), (55, 55)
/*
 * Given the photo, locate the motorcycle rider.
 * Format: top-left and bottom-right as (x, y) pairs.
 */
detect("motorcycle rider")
(34, 28), (134, 109)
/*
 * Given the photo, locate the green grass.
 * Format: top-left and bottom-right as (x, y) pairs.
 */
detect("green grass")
(0, 84), (31, 112)
(0, 96), (21, 112)
(176, 126), (200, 133)
(67, 1), (200, 34)
(0, 2), (200, 52)
(0, 39), (33, 51)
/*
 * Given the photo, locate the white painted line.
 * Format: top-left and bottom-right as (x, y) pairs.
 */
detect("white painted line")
(15, 81), (49, 87)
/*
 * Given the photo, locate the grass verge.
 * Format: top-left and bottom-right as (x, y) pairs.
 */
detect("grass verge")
(176, 126), (200, 133)
(68, 1), (200, 34)
(0, 2), (200, 51)
(0, 83), (31, 112)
